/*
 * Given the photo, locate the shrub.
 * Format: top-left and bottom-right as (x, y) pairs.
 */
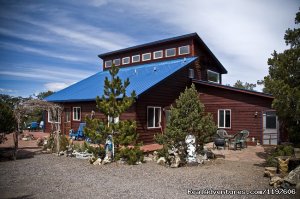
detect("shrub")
(115, 146), (144, 165)
(266, 145), (294, 167)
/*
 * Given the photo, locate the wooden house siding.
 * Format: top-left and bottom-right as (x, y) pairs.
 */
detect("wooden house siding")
(195, 83), (274, 142)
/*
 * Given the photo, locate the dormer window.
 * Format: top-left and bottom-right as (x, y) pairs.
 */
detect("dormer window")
(142, 53), (151, 61)
(122, 57), (130, 65)
(153, 50), (163, 59)
(113, 59), (120, 66)
(207, 70), (220, 83)
(132, 55), (140, 63)
(179, 45), (190, 55)
(105, 60), (112, 68)
(165, 48), (176, 57)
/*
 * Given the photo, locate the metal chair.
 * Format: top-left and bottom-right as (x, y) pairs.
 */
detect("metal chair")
(240, 130), (250, 148)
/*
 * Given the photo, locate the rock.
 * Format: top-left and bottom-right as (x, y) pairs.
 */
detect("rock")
(143, 156), (153, 162)
(22, 137), (29, 141)
(270, 176), (283, 188)
(206, 151), (215, 159)
(116, 159), (126, 165)
(136, 161), (142, 165)
(296, 183), (300, 198)
(283, 165), (300, 185)
(93, 158), (102, 165)
(157, 157), (166, 165)
(59, 151), (65, 156)
(196, 155), (204, 164)
(264, 167), (277, 178)
(36, 138), (43, 146)
(170, 154), (181, 168)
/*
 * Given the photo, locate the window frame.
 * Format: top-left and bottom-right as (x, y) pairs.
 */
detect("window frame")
(178, 45), (190, 55)
(165, 48), (176, 57)
(207, 70), (220, 83)
(48, 109), (61, 124)
(113, 58), (121, 66)
(122, 57), (130, 65)
(147, 106), (161, 129)
(153, 50), (163, 59)
(73, 107), (81, 121)
(142, 53), (151, 61)
(132, 55), (140, 63)
(218, 109), (231, 129)
(105, 60), (112, 68)
(65, 109), (71, 123)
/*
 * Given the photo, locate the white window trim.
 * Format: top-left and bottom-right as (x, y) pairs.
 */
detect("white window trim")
(73, 107), (81, 121)
(207, 70), (220, 83)
(142, 53), (151, 61)
(132, 55), (140, 63)
(48, 110), (61, 124)
(147, 106), (161, 129)
(218, 109), (231, 129)
(113, 59), (121, 66)
(122, 57), (130, 65)
(178, 45), (190, 55)
(105, 60), (112, 68)
(153, 50), (163, 59)
(165, 48), (176, 57)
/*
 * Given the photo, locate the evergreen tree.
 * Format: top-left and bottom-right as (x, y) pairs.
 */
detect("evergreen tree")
(263, 10), (300, 144)
(0, 101), (16, 144)
(85, 64), (142, 164)
(156, 84), (216, 162)
(233, 80), (256, 91)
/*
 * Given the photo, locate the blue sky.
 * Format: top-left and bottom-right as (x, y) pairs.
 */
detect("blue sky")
(0, 0), (298, 97)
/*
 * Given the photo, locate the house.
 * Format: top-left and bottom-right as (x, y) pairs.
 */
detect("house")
(45, 33), (282, 145)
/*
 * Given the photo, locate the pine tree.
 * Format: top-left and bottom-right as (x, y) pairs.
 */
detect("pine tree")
(85, 64), (143, 164)
(263, 10), (300, 144)
(156, 84), (216, 162)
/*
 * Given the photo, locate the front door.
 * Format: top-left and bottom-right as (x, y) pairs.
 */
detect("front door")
(64, 108), (71, 135)
(262, 111), (279, 145)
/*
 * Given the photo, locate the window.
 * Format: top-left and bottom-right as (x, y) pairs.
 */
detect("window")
(132, 55), (140, 63)
(122, 57), (130, 65)
(105, 60), (112, 68)
(147, 106), (161, 128)
(142, 53), (151, 61)
(218, 109), (231, 128)
(153, 50), (163, 59)
(108, 116), (119, 124)
(207, 70), (220, 83)
(65, 109), (70, 122)
(73, 107), (81, 121)
(48, 109), (61, 123)
(165, 48), (176, 57)
(113, 59), (120, 66)
(266, 112), (276, 129)
(179, 45), (190, 55)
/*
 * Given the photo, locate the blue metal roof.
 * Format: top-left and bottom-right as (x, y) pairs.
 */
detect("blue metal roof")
(45, 57), (197, 102)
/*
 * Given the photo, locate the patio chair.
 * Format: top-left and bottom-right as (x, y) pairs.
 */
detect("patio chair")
(216, 129), (229, 148)
(69, 123), (86, 140)
(29, 122), (38, 132)
(229, 132), (243, 150)
(240, 130), (250, 148)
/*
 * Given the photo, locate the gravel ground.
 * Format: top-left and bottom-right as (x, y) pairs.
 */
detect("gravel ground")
(0, 154), (297, 199)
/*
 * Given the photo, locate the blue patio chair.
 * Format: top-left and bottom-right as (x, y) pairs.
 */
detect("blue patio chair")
(29, 122), (38, 132)
(69, 123), (86, 140)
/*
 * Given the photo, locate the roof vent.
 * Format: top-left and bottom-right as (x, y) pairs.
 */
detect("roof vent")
(154, 67), (157, 72)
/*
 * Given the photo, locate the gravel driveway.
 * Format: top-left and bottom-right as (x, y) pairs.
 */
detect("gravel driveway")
(0, 154), (296, 199)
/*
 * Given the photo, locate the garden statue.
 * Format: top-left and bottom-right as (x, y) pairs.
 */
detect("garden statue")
(185, 134), (196, 163)
(103, 135), (114, 164)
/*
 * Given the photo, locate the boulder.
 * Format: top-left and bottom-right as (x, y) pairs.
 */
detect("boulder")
(93, 158), (102, 165)
(143, 156), (153, 162)
(153, 151), (159, 161)
(283, 165), (300, 185)
(196, 155), (204, 164)
(278, 157), (290, 175)
(270, 176), (283, 188)
(157, 157), (166, 165)
(170, 154), (181, 168)
(264, 167), (277, 178)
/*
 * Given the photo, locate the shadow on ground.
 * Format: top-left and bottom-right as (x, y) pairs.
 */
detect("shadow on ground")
(0, 148), (39, 161)
(6, 194), (34, 199)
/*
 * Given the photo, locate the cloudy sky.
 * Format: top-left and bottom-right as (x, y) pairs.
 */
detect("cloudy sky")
(0, 0), (298, 97)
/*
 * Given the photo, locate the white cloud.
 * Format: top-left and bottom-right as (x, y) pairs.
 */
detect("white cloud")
(44, 82), (71, 91)
(0, 42), (93, 63)
(0, 88), (16, 93)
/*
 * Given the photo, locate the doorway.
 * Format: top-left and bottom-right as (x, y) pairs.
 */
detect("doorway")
(262, 111), (279, 145)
